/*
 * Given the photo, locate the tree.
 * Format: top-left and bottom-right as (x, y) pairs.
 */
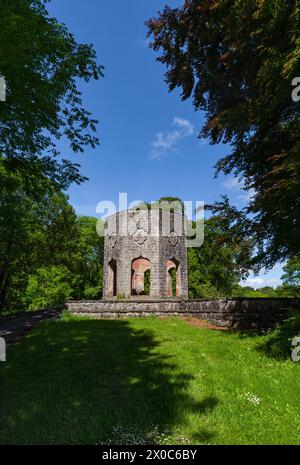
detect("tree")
(188, 211), (252, 298)
(143, 196), (252, 298)
(26, 266), (73, 310)
(0, 161), (105, 311)
(0, 0), (103, 188)
(0, 161), (79, 311)
(71, 216), (104, 300)
(277, 255), (300, 297)
(147, 0), (300, 269)
(233, 285), (277, 298)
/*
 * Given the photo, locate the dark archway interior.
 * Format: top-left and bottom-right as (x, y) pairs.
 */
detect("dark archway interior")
(108, 259), (117, 297)
(167, 258), (181, 297)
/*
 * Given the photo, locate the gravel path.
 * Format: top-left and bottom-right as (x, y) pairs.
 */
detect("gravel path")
(0, 309), (62, 346)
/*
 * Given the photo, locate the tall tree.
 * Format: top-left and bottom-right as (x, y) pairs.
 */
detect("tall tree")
(71, 216), (104, 300)
(188, 203), (252, 298)
(147, 0), (300, 269)
(0, 161), (78, 311)
(0, 162), (105, 311)
(0, 0), (103, 188)
(277, 255), (300, 297)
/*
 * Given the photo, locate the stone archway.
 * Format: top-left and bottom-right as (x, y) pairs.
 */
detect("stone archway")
(166, 258), (181, 297)
(131, 257), (151, 296)
(107, 259), (117, 297)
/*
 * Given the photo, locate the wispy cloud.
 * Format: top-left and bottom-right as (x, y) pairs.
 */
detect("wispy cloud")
(240, 276), (281, 289)
(135, 36), (150, 50)
(223, 176), (255, 202)
(237, 189), (255, 202)
(223, 177), (244, 191)
(198, 138), (208, 148)
(240, 263), (284, 289)
(150, 117), (194, 160)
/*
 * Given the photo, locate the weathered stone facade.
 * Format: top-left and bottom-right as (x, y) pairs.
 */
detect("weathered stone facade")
(102, 209), (188, 298)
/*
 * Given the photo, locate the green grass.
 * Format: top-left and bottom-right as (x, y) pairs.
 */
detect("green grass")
(0, 314), (300, 445)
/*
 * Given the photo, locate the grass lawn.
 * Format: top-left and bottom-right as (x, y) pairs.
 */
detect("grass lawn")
(0, 314), (299, 445)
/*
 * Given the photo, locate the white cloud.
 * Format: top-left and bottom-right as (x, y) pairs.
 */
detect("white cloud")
(237, 189), (255, 202)
(240, 263), (285, 289)
(150, 117), (194, 160)
(241, 276), (282, 289)
(240, 271), (283, 289)
(241, 277), (265, 287)
(172, 117), (194, 136)
(223, 177), (244, 191)
(223, 176), (255, 202)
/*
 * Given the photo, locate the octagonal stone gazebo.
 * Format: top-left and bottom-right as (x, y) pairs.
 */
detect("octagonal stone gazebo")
(103, 208), (188, 299)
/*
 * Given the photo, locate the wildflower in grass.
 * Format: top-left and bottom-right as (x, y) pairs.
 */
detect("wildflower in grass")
(244, 392), (261, 406)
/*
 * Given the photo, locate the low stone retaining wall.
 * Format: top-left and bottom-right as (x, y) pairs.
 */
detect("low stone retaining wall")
(66, 298), (300, 330)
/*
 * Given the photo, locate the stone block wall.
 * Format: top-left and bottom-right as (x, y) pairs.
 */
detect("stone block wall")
(66, 298), (300, 330)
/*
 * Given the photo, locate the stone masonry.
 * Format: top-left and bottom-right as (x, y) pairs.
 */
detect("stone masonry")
(102, 209), (188, 298)
(66, 298), (300, 330)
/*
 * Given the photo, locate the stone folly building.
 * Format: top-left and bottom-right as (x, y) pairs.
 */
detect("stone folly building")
(103, 209), (188, 299)
(67, 207), (300, 330)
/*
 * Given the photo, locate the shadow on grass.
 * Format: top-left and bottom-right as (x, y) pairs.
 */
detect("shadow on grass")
(232, 311), (300, 360)
(0, 319), (217, 444)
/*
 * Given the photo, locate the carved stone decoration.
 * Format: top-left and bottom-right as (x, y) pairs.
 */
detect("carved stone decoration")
(103, 209), (188, 299)
(128, 216), (149, 238)
(108, 233), (117, 248)
(133, 228), (148, 245)
(167, 230), (179, 247)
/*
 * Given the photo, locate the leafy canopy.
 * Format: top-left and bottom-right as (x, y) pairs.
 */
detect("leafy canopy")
(0, 0), (103, 187)
(277, 255), (300, 297)
(188, 204), (252, 298)
(0, 160), (104, 311)
(147, 0), (300, 268)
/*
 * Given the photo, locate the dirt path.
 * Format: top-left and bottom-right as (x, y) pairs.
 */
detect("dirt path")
(0, 309), (62, 346)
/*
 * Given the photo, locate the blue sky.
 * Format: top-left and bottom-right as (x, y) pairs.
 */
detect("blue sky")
(47, 0), (284, 288)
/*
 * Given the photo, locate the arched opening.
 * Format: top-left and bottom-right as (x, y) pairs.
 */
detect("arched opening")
(131, 257), (151, 296)
(166, 259), (181, 297)
(107, 259), (117, 297)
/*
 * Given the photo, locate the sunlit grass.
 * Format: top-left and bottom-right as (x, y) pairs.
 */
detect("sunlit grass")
(0, 314), (299, 444)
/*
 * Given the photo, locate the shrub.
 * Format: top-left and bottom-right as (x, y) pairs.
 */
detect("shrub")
(83, 285), (102, 300)
(26, 266), (73, 310)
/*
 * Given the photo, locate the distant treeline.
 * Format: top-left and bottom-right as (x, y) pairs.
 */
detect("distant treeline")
(1, 171), (299, 314)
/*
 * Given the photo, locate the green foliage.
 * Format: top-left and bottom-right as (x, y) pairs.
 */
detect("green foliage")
(116, 293), (126, 300)
(282, 256), (300, 287)
(144, 269), (151, 296)
(133, 196), (184, 212)
(0, 1), (104, 311)
(0, 162), (104, 312)
(276, 256), (300, 297)
(188, 213), (252, 298)
(71, 216), (104, 300)
(83, 285), (103, 300)
(257, 311), (300, 359)
(169, 268), (176, 297)
(155, 197), (184, 212)
(233, 285), (277, 298)
(147, 1), (300, 267)
(259, 287), (278, 297)
(26, 266), (73, 310)
(0, 0), (103, 188)
(0, 161), (78, 311)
